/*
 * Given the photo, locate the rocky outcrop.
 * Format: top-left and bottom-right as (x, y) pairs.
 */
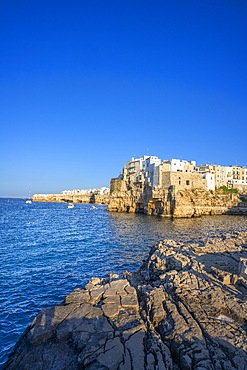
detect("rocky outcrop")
(4, 276), (147, 370)
(4, 232), (247, 369)
(108, 181), (243, 217)
(226, 196), (247, 215)
(169, 188), (240, 217)
(32, 193), (109, 205)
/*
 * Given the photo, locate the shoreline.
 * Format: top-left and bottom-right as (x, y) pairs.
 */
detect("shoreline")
(4, 231), (247, 369)
(32, 188), (247, 218)
(32, 193), (109, 205)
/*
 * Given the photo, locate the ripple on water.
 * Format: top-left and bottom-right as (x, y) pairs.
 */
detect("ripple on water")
(0, 199), (246, 366)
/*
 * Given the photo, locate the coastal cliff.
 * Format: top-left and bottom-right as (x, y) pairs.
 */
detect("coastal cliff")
(4, 232), (247, 369)
(32, 193), (109, 205)
(108, 179), (245, 217)
(31, 181), (247, 217)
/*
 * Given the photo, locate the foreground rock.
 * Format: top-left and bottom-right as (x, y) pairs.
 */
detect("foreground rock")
(4, 232), (247, 369)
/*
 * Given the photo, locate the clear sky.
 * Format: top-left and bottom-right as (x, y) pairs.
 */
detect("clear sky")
(0, 0), (246, 197)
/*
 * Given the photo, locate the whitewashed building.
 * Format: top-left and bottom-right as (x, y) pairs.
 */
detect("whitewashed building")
(145, 156), (161, 187)
(121, 155), (246, 192)
(123, 155), (161, 188)
(169, 159), (196, 173)
(202, 173), (215, 191)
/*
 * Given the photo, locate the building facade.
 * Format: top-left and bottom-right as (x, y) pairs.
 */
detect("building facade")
(121, 155), (247, 193)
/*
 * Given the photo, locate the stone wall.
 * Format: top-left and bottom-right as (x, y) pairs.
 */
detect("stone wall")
(161, 171), (207, 191)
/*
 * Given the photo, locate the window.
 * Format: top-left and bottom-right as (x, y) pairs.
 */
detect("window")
(186, 180), (190, 185)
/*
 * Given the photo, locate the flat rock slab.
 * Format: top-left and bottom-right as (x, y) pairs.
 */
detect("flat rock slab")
(4, 232), (247, 369)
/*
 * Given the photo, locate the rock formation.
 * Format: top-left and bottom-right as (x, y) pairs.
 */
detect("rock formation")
(32, 193), (109, 205)
(108, 179), (245, 217)
(4, 232), (247, 369)
(31, 181), (247, 217)
(225, 195), (247, 215)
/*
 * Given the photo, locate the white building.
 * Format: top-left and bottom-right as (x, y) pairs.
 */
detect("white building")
(62, 187), (109, 195)
(170, 159), (196, 172)
(123, 155), (161, 188)
(145, 156), (161, 187)
(202, 173), (215, 191)
(123, 156), (149, 185)
(146, 158), (196, 188)
(121, 155), (247, 192)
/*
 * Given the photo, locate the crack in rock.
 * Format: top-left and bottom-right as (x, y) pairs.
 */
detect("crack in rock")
(4, 232), (247, 369)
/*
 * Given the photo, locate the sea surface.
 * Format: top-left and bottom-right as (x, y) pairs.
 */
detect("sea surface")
(0, 198), (247, 367)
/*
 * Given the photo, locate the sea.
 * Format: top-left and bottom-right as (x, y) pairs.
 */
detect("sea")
(0, 198), (247, 367)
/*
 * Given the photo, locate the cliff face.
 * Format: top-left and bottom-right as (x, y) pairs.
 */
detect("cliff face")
(32, 193), (109, 205)
(4, 232), (247, 369)
(170, 189), (240, 218)
(108, 179), (242, 217)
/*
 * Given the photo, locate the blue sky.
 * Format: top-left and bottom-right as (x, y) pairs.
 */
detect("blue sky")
(0, 0), (247, 197)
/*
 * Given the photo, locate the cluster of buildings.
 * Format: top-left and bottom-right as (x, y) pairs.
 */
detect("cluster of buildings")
(121, 155), (247, 192)
(62, 187), (110, 195)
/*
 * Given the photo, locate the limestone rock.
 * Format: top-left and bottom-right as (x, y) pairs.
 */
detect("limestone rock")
(4, 232), (247, 369)
(108, 186), (244, 218)
(239, 258), (247, 279)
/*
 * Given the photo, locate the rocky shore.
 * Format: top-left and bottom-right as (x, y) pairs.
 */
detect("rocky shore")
(4, 232), (247, 369)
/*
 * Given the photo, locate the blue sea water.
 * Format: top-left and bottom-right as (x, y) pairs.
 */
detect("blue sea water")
(0, 198), (247, 367)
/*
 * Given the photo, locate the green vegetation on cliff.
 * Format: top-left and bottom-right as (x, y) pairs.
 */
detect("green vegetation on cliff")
(220, 185), (238, 194)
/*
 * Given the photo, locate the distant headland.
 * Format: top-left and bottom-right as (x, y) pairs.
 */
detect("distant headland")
(32, 187), (110, 205)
